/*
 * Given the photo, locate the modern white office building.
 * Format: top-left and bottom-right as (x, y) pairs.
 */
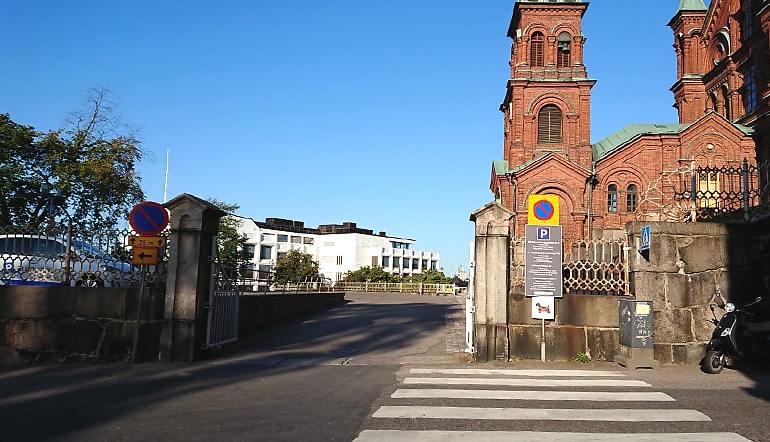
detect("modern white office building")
(236, 217), (441, 282)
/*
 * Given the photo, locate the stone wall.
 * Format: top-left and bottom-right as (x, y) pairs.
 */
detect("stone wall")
(626, 219), (770, 364)
(508, 289), (621, 362)
(239, 292), (346, 334)
(0, 285), (164, 364)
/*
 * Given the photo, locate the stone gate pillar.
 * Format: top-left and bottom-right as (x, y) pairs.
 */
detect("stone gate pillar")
(159, 194), (225, 362)
(470, 202), (515, 362)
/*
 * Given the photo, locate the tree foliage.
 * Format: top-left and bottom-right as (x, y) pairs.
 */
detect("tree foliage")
(402, 269), (453, 284)
(343, 266), (395, 282)
(274, 249), (319, 284)
(208, 198), (250, 281)
(0, 88), (144, 232)
(343, 266), (452, 284)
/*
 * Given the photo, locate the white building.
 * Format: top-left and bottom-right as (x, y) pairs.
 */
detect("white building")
(236, 217), (441, 282)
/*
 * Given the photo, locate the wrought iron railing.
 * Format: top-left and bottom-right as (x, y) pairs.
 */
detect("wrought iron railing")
(510, 236), (630, 296)
(0, 224), (165, 287)
(674, 159), (770, 222)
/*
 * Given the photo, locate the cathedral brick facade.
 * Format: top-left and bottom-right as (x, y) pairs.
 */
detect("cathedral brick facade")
(491, 0), (770, 241)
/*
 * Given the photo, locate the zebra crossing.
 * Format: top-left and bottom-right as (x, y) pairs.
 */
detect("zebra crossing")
(353, 367), (752, 442)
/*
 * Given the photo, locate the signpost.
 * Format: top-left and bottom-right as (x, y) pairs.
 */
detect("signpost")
(525, 194), (562, 362)
(127, 201), (169, 363)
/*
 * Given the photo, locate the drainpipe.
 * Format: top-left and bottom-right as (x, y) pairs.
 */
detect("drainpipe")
(586, 171), (596, 239)
(506, 172), (517, 237)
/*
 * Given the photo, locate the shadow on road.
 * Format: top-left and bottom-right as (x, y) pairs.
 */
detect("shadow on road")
(0, 292), (458, 441)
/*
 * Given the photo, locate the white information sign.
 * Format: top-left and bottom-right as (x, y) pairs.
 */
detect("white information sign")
(524, 224), (563, 298)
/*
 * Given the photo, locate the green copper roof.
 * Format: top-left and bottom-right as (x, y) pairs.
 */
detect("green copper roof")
(493, 160), (509, 175)
(592, 123), (690, 164)
(677, 0), (707, 11)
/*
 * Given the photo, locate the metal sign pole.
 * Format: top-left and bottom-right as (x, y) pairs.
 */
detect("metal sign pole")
(131, 265), (147, 364)
(541, 318), (546, 362)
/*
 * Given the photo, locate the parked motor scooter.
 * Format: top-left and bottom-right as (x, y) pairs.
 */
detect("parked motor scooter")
(701, 289), (770, 374)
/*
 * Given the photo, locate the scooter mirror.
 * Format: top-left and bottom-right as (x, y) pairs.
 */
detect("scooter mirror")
(757, 297), (763, 303)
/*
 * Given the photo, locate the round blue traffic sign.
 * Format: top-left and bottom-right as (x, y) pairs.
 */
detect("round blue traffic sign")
(129, 201), (169, 236)
(533, 200), (555, 221)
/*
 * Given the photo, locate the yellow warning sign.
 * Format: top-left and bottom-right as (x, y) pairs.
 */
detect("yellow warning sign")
(527, 194), (560, 225)
(128, 236), (166, 248)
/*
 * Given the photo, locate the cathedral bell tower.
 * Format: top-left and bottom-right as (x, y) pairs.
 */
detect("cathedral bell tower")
(500, 0), (595, 171)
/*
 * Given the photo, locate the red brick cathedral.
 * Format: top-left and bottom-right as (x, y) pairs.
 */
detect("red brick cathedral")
(491, 0), (770, 241)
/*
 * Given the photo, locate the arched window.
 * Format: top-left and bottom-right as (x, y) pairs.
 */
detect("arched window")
(537, 105), (562, 144)
(530, 32), (544, 67)
(557, 32), (571, 68)
(626, 184), (637, 213)
(607, 185), (618, 213)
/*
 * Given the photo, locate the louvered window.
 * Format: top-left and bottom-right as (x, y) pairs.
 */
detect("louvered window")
(557, 32), (571, 68)
(537, 105), (562, 144)
(530, 32), (544, 67)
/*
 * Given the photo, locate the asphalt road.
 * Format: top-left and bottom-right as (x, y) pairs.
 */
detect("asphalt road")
(1, 292), (769, 442)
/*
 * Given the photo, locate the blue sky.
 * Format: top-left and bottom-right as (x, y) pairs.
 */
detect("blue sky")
(2, 1), (682, 274)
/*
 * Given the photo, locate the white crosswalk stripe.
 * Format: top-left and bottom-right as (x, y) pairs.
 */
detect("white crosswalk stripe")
(354, 430), (752, 442)
(353, 367), (752, 442)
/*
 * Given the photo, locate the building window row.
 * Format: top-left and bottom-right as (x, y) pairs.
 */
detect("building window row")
(376, 256), (437, 272)
(607, 184), (638, 213)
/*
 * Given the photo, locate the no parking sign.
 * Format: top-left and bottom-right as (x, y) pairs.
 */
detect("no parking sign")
(527, 194), (559, 225)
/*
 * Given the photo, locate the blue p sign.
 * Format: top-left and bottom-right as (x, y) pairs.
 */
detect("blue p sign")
(537, 227), (550, 240)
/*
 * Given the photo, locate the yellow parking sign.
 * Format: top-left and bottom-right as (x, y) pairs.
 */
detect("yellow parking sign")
(527, 194), (560, 225)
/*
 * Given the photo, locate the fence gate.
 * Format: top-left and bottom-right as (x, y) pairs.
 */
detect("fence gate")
(203, 236), (239, 349)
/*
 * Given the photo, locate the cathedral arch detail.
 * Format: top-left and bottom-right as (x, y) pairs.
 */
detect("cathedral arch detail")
(525, 92), (577, 116)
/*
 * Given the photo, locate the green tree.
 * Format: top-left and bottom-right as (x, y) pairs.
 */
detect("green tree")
(274, 249), (319, 284)
(343, 266), (394, 282)
(208, 198), (250, 282)
(403, 269), (453, 284)
(0, 88), (144, 232)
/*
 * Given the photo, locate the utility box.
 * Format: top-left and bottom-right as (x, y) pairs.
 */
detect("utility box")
(615, 299), (659, 369)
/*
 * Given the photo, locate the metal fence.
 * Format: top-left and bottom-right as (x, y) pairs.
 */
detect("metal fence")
(0, 224), (165, 287)
(674, 159), (770, 222)
(331, 281), (456, 295)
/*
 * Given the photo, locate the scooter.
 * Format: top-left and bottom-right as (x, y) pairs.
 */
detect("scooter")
(701, 289), (770, 374)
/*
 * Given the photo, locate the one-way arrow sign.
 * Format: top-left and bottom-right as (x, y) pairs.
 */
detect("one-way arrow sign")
(131, 247), (159, 265)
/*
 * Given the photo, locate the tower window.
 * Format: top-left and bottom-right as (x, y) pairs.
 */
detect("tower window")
(557, 32), (571, 68)
(607, 185), (618, 213)
(626, 184), (637, 213)
(530, 32), (544, 67)
(744, 0), (754, 39)
(537, 105), (562, 144)
(745, 65), (757, 113)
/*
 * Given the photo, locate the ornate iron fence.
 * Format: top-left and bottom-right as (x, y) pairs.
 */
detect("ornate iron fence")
(510, 236), (630, 296)
(0, 224), (165, 287)
(674, 159), (770, 222)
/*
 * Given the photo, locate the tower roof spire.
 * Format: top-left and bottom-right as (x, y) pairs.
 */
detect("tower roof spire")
(677, 0), (708, 12)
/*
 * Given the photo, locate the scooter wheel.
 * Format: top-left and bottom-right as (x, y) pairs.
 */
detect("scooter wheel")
(701, 350), (725, 374)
